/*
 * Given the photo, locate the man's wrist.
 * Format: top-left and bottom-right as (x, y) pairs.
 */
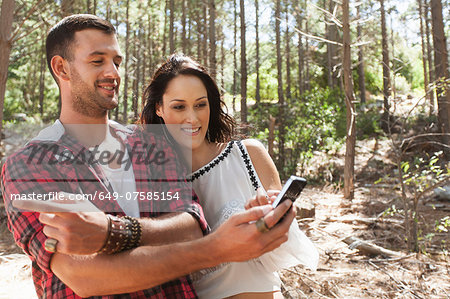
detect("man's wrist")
(98, 215), (142, 254)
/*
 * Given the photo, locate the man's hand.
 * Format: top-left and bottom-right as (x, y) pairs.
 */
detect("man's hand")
(39, 211), (108, 255)
(12, 192), (108, 255)
(211, 199), (294, 263)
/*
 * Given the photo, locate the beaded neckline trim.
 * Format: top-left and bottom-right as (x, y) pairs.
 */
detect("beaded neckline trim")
(236, 141), (259, 191)
(188, 141), (234, 182)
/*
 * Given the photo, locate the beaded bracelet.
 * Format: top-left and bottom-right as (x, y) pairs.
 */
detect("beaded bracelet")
(98, 215), (142, 254)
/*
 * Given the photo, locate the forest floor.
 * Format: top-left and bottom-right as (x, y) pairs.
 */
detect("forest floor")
(1, 104), (449, 298)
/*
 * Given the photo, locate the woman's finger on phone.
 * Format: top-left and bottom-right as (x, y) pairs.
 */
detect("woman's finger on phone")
(256, 187), (269, 206)
(245, 196), (258, 209)
(263, 200), (292, 229)
(266, 190), (280, 197)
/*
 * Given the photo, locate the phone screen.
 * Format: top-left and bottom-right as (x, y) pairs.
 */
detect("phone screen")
(272, 176), (307, 208)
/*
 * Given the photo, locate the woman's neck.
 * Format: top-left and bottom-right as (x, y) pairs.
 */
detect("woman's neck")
(181, 141), (224, 173)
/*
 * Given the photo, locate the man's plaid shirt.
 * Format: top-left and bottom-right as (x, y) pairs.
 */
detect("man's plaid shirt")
(1, 120), (209, 298)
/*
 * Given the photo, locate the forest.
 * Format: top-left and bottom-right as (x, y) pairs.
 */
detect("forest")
(0, 0), (449, 297)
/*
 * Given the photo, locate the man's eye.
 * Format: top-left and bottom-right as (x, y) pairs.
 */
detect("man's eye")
(92, 60), (102, 64)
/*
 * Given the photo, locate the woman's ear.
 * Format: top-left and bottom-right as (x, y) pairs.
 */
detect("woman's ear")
(51, 56), (70, 82)
(155, 104), (163, 118)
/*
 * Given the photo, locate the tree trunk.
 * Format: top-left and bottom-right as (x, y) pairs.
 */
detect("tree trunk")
(61, 0), (73, 16)
(390, 16), (396, 100)
(202, 5), (208, 68)
(197, 7), (202, 61)
(39, 29), (46, 117)
(123, 0), (130, 123)
(326, 0), (338, 88)
(162, 0), (168, 56)
(181, 0), (187, 53)
(357, 4), (366, 105)
(304, 0), (310, 91)
(276, 0), (285, 174)
(114, 9), (119, 120)
(418, 0), (430, 112)
(0, 0), (15, 144)
(209, 0), (216, 80)
(220, 36), (225, 91)
(430, 0), (450, 147)
(425, 0), (435, 110)
(380, 0), (391, 129)
(240, 0), (247, 128)
(296, 0), (304, 96)
(106, 0), (111, 21)
(285, 2), (292, 104)
(255, 0), (261, 106)
(169, 0), (175, 54)
(232, 0), (237, 112)
(342, 0), (356, 200)
(187, 6), (192, 56)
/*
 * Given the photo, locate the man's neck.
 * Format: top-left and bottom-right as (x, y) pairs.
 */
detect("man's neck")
(59, 111), (110, 148)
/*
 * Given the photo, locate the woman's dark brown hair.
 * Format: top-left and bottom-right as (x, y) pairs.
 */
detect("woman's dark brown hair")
(141, 54), (235, 143)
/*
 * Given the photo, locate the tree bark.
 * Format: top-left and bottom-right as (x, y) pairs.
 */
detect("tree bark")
(181, 0), (187, 53)
(123, 0), (130, 123)
(342, 0), (356, 200)
(162, 0), (168, 56)
(285, 2), (292, 104)
(38, 28), (46, 117)
(357, 4), (366, 105)
(424, 0), (435, 109)
(202, 5), (208, 68)
(209, 0), (216, 80)
(0, 0), (15, 143)
(430, 0), (450, 147)
(61, 0), (74, 16)
(232, 0), (237, 112)
(169, 0), (175, 54)
(255, 0), (261, 106)
(326, 0), (339, 88)
(240, 0), (247, 128)
(380, 0), (391, 129)
(418, 0), (430, 112)
(276, 0), (285, 174)
(296, 0), (304, 96)
(304, 0), (310, 91)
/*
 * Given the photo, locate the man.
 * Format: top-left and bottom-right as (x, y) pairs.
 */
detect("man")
(1, 14), (294, 298)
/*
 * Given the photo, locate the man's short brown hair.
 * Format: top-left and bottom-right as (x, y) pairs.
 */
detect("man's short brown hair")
(46, 14), (116, 82)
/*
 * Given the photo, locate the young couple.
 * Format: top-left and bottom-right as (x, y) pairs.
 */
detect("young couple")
(2, 14), (317, 299)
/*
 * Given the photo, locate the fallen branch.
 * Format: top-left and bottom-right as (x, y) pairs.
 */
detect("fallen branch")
(328, 216), (403, 225)
(343, 236), (403, 258)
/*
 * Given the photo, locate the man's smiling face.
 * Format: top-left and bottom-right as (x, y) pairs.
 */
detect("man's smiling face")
(67, 29), (122, 118)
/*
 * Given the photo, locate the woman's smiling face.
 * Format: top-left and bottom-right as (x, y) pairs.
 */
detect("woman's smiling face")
(156, 74), (210, 151)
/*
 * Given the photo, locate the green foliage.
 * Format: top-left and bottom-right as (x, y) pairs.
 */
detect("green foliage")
(401, 151), (449, 194)
(248, 86), (346, 178)
(435, 216), (450, 233)
(356, 108), (382, 139)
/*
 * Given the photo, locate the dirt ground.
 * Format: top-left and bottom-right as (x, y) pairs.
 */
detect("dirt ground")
(0, 129), (449, 298)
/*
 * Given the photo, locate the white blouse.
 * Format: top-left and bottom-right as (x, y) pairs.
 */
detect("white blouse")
(189, 141), (318, 299)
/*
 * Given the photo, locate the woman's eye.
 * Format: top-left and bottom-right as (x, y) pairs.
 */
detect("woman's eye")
(172, 105), (184, 110)
(92, 60), (102, 64)
(196, 103), (207, 108)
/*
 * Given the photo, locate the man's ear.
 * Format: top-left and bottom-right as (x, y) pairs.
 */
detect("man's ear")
(51, 56), (70, 82)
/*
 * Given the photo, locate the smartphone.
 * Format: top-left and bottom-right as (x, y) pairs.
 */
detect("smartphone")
(271, 176), (307, 208)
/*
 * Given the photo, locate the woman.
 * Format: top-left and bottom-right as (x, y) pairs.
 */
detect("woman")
(141, 54), (318, 299)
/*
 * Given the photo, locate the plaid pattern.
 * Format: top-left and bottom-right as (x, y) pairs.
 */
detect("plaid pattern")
(1, 121), (208, 298)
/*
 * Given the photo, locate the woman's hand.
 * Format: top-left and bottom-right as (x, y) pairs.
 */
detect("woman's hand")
(244, 188), (280, 210)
